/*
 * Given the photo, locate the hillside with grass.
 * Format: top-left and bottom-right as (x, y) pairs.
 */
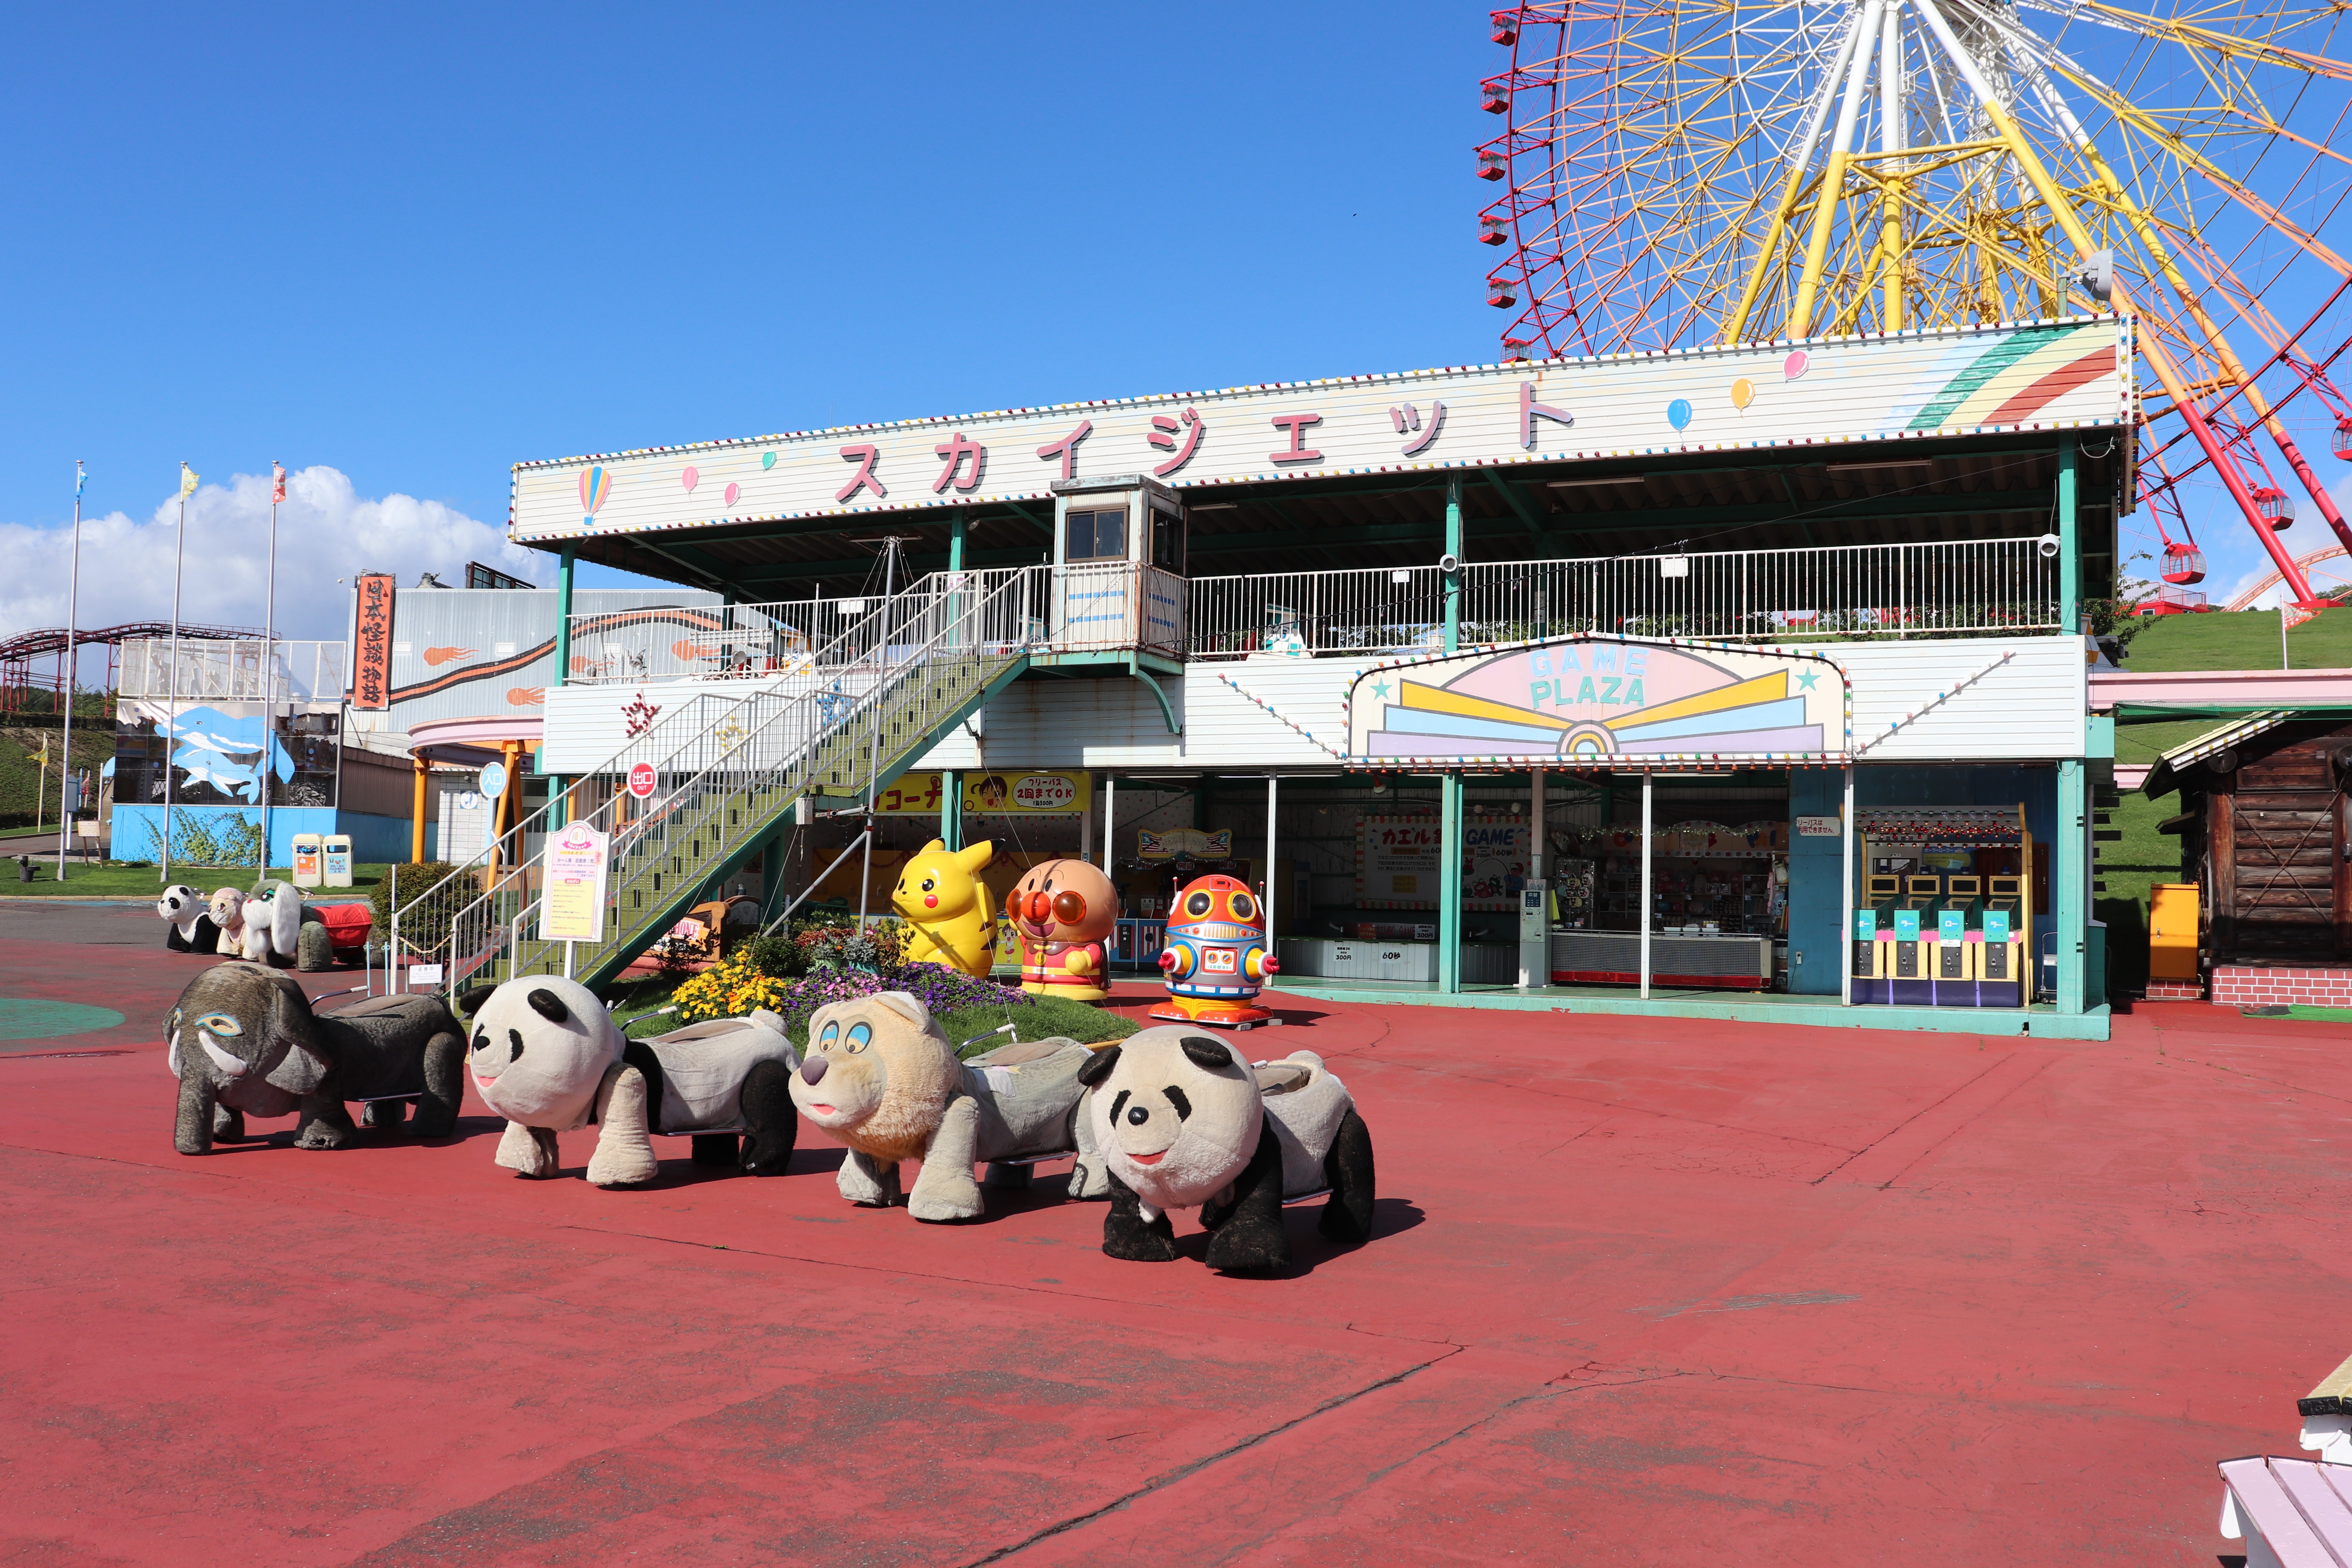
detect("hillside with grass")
(0, 719), (115, 834)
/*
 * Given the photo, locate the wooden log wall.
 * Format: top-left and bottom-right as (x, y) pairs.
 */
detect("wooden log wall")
(2205, 728), (2350, 963)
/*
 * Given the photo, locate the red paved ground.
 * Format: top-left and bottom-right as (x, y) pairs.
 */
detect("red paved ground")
(2, 901), (2344, 1564)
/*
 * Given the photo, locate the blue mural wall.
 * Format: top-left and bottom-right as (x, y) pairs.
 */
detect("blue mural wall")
(112, 806), (411, 869)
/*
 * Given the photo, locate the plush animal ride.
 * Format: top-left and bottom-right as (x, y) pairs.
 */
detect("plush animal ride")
(207, 887), (249, 956)
(790, 991), (1098, 1221)
(891, 838), (997, 978)
(1074, 1027), (1375, 1272)
(167, 961), (465, 1153)
(1006, 857), (1120, 1003)
(1154, 872), (1280, 1029)
(156, 885), (220, 954)
(457, 976), (800, 1188)
(237, 879), (308, 967)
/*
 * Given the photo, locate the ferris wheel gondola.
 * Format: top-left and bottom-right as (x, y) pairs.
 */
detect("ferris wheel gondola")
(1478, 0), (2352, 606)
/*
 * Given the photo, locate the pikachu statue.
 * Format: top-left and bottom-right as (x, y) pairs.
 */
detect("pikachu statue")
(890, 839), (998, 979)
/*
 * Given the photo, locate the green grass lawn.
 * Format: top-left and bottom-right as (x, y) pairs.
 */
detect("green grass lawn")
(2122, 604), (2352, 672)
(0, 722), (115, 831)
(0, 862), (391, 899)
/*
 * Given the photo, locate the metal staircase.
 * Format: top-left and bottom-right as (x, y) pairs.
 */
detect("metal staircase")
(394, 566), (1044, 993)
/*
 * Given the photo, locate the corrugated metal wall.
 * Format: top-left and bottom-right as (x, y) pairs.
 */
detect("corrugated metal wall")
(540, 634), (2086, 776)
(348, 587), (720, 734)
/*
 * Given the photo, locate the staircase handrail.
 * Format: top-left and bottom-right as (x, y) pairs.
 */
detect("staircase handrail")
(403, 565), (1042, 991)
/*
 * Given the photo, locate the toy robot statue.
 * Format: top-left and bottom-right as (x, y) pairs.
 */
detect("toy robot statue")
(1153, 873), (1280, 1029)
(1007, 858), (1120, 1003)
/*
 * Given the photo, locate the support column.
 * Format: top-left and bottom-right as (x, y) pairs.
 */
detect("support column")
(550, 546), (575, 829)
(1443, 479), (1463, 652)
(1840, 765), (1857, 1006)
(948, 512), (967, 574)
(1439, 774), (1465, 993)
(1102, 775), (1116, 871)
(2057, 445), (2080, 633)
(1639, 772), (1654, 1000)
(410, 751), (429, 863)
(940, 769), (961, 851)
(2057, 759), (2088, 1013)
(1530, 765), (1544, 879)
(1264, 774), (1278, 950)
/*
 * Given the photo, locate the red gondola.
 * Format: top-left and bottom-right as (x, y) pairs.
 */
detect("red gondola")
(2252, 485), (2296, 528)
(2160, 540), (2207, 585)
(2332, 416), (2352, 461)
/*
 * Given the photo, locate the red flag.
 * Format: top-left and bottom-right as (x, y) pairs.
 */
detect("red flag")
(271, 462), (287, 503)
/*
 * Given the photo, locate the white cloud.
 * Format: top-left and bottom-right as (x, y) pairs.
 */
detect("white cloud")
(0, 466), (545, 648)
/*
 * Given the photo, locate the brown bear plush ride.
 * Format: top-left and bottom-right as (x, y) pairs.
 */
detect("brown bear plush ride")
(1075, 1026), (1375, 1272)
(789, 990), (1097, 1222)
(167, 961), (465, 1153)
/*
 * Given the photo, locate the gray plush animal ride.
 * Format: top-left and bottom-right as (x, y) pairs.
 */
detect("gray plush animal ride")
(789, 991), (1098, 1223)
(156, 885), (220, 954)
(167, 962), (465, 1153)
(456, 976), (800, 1188)
(1074, 1027), (1375, 1272)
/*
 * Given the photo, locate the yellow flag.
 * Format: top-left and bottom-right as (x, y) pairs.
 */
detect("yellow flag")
(179, 462), (199, 498)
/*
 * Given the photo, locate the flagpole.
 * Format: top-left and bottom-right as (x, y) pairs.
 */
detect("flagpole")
(56, 462), (84, 882)
(260, 461), (281, 879)
(162, 464), (192, 885)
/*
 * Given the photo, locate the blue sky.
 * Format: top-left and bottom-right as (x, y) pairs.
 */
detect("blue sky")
(3, 1), (2346, 637)
(0, 0), (1489, 620)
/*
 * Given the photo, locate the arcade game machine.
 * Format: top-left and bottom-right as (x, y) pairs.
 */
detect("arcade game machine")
(1852, 873), (1902, 1003)
(1935, 873), (1984, 1004)
(1852, 807), (2032, 1010)
(1978, 874), (2027, 1005)
(1890, 874), (1943, 1005)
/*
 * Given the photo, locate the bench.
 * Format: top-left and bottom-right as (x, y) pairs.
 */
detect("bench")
(2216, 1353), (2352, 1564)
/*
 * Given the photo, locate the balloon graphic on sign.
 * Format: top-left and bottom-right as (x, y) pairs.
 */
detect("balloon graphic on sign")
(1730, 377), (1755, 411)
(1784, 349), (1810, 380)
(723, 481), (740, 507)
(1667, 398), (1693, 432)
(681, 466), (699, 493)
(761, 452), (776, 469)
(579, 466), (612, 526)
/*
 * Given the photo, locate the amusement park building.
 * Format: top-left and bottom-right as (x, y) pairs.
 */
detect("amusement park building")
(492, 314), (2130, 1038)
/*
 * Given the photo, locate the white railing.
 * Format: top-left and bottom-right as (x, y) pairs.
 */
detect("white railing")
(1050, 562), (1187, 657)
(394, 566), (1047, 991)
(1187, 537), (2062, 658)
(118, 639), (347, 704)
(563, 597), (831, 685)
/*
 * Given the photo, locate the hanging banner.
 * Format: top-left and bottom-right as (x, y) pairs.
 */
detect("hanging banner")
(540, 821), (610, 942)
(1346, 634), (1848, 766)
(874, 772), (948, 815)
(1138, 827), (1233, 862)
(350, 573), (397, 711)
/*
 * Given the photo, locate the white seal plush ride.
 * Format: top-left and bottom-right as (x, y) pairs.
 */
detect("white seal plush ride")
(456, 976), (799, 1187)
(156, 885), (220, 954)
(1074, 1026), (1376, 1272)
(789, 991), (1098, 1222)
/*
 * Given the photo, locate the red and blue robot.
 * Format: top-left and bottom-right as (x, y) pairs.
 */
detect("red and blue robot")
(1152, 873), (1281, 1029)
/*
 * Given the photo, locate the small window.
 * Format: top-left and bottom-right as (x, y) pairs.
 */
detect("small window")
(1065, 506), (1127, 563)
(1150, 509), (1185, 572)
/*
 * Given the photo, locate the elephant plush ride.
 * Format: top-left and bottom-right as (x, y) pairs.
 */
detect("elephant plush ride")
(167, 962), (465, 1154)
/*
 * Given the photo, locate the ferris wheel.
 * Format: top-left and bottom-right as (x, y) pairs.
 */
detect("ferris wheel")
(1478, 0), (2352, 605)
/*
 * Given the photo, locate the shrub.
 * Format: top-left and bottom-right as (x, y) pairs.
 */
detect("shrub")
(372, 861), (462, 953)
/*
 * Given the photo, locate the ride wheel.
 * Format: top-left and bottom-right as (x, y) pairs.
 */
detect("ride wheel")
(1479, 0), (2352, 605)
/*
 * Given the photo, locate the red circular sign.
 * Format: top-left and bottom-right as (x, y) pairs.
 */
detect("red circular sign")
(627, 762), (657, 799)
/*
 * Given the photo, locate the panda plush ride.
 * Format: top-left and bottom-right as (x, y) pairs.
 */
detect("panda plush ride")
(167, 961), (466, 1153)
(1073, 1026), (1376, 1272)
(156, 886), (220, 954)
(789, 991), (1098, 1223)
(456, 976), (800, 1188)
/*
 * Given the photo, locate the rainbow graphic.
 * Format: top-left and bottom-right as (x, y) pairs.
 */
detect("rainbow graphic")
(1902, 324), (2116, 431)
(579, 465), (613, 528)
(1347, 638), (1846, 763)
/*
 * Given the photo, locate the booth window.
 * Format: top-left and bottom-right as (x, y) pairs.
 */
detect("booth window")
(1149, 507), (1185, 572)
(1067, 506), (1127, 562)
